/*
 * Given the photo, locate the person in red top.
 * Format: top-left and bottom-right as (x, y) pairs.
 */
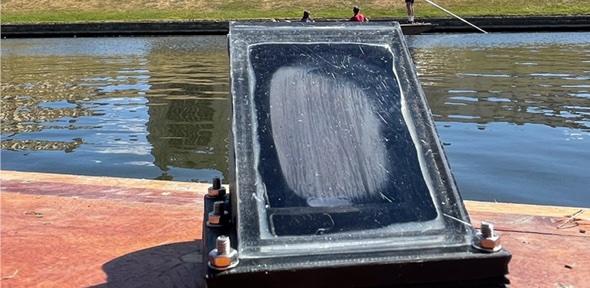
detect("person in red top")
(350, 6), (369, 22)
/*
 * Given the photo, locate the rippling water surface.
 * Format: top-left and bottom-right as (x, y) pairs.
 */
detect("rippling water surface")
(1, 33), (589, 206)
(409, 33), (590, 206)
(1, 37), (229, 181)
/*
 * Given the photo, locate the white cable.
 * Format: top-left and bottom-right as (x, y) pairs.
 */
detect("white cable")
(424, 0), (488, 34)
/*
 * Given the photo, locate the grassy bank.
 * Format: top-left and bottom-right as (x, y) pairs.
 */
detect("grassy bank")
(2, 0), (589, 23)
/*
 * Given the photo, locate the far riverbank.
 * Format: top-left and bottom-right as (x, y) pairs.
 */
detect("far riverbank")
(2, 16), (590, 38)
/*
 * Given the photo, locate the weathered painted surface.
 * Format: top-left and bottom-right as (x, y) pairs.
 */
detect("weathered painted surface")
(1, 170), (588, 287)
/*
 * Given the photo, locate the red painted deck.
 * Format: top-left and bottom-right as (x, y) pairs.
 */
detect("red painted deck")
(1, 170), (588, 287)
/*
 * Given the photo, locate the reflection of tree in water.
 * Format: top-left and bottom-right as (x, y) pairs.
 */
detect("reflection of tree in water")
(147, 98), (229, 177)
(1, 138), (83, 152)
(1, 104), (94, 134)
(0, 55), (130, 151)
(412, 45), (590, 131)
(145, 48), (230, 178)
(1, 37), (232, 180)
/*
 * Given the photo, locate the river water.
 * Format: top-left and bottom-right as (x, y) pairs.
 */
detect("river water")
(1, 32), (589, 206)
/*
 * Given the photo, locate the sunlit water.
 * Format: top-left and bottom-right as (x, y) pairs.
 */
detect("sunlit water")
(1, 36), (229, 181)
(1, 32), (589, 206)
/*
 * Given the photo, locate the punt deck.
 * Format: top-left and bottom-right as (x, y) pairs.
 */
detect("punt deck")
(1, 170), (588, 287)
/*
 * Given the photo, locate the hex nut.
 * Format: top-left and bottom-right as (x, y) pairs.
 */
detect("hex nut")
(207, 187), (226, 198)
(207, 212), (222, 225)
(207, 211), (229, 227)
(208, 248), (239, 270)
(480, 234), (501, 250)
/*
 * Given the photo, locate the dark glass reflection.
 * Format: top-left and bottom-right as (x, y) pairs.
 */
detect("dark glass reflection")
(250, 44), (437, 236)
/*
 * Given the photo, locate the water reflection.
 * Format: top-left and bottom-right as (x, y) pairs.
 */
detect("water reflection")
(1, 138), (83, 152)
(1, 33), (589, 206)
(408, 32), (590, 206)
(145, 39), (229, 180)
(409, 34), (590, 131)
(1, 36), (229, 181)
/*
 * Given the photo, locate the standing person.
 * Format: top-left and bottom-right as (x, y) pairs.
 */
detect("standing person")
(406, 0), (415, 23)
(350, 6), (369, 22)
(301, 10), (314, 22)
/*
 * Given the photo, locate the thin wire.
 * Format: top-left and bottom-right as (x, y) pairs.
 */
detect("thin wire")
(424, 0), (488, 34)
(443, 213), (473, 227)
(557, 209), (585, 229)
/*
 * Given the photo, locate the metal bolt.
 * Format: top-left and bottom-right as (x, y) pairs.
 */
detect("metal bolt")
(207, 201), (228, 227)
(213, 200), (224, 214)
(217, 235), (230, 254)
(474, 221), (502, 253)
(207, 177), (226, 199)
(212, 178), (221, 190)
(208, 235), (239, 270)
(480, 221), (494, 238)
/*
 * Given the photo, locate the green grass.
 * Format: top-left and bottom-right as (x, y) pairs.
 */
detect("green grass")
(2, 0), (589, 24)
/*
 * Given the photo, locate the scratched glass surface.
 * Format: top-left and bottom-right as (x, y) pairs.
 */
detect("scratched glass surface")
(249, 43), (436, 236)
(1, 32), (589, 207)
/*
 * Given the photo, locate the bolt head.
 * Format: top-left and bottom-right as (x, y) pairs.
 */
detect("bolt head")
(207, 187), (226, 198)
(479, 234), (502, 251)
(208, 248), (239, 270)
(207, 211), (228, 227)
(208, 212), (222, 225)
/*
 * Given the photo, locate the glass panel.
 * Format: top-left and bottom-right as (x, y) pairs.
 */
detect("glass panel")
(250, 43), (437, 236)
(229, 23), (473, 258)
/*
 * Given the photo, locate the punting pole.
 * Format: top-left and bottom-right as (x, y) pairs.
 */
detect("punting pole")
(424, 0), (488, 34)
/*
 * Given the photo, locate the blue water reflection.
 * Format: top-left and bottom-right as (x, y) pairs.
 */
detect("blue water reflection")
(1, 32), (589, 206)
